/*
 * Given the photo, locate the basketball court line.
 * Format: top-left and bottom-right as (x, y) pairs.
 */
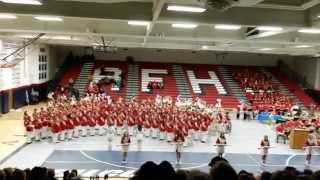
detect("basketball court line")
(286, 154), (297, 166)
(80, 150), (211, 170)
(42, 150), (320, 171)
(80, 150), (138, 170)
(40, 149), (320, 177)
(246, 154), (261, 166)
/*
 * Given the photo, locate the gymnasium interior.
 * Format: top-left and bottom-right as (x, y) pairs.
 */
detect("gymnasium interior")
(1, 0), (320, 180)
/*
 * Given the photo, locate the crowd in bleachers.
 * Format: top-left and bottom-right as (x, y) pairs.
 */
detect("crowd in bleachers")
(51, 78), (78, 99)
(232, 69), (293, 111)
(147, 81), (164, 90)
(92, 66), (126, 92)
(1, 156), (320, 180)
(275, 116), (320, 142)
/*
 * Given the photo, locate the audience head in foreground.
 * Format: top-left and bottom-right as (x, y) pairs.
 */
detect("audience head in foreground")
(0, 156), (319, 180)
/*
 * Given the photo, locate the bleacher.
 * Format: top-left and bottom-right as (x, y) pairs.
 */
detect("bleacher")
(58, 61), (317, 109)
(92, 61), (128, 100)
(182, 64), (239, 107)
(138, 62), (179, 99)
(268, 67), (316, 107)
(59, 63), (82, 86)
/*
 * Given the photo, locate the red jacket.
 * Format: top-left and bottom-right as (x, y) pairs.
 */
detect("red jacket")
(26, 125), (33, 132)
(98, 117), (105, 126)
(51, 123), (61, 133)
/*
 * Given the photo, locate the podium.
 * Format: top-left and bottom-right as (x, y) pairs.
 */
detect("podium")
(289, 129), (309, 149)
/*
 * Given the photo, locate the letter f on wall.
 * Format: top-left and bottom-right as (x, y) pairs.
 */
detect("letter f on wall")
(141, 69), (168, 92)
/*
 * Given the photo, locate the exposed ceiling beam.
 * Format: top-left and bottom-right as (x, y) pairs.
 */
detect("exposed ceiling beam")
(0, 1), (309, 28)
(160, 7), (308, 28)
(302, 0), (320, 10)
(1, 32), (317, 56)
(246, 29), (295, 40)
(2, 28), (319, 47)
(144, 0), (166, 45)
(253, 4), (305, 11)
(57, 0), (150, 3)
(0, 1), (152, 21)
(237, 0), (264, 7)
(250, 0), (320, 11)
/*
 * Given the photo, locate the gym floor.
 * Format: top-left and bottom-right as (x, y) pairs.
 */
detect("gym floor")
(41, 150), (320, 178)
(1, 110), (320, 178)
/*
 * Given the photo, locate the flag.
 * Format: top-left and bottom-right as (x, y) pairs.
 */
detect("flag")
(25, 90), (29, 105)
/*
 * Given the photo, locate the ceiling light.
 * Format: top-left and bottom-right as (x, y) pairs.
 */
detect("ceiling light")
(257, 26), (283, 31)
(50, 36), (71, 40)
(313, 53), (320, 57)
(172, 23), (198, 29)
(167, 5), (206, 13)
(259, 48), (273, 51)
(0, 13), (17, 19)
(298, 29), (320, 34)
(34, 16), (63, 22)
(1, 0), (42, 5)
(16, 34), (35, 39)
(202, 45), (209, 50)
(294, 45), (312, 48)
(214, 24), (241, 30)
(128, 20), (150, 26)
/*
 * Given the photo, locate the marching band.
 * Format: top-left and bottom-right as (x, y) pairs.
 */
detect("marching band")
(23, 94), (232, 161)
(23, 92), (320, 167)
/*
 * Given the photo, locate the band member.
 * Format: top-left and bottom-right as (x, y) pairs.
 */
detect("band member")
(59, 120), (67, 141)
(25, 123), (34, 144)
(159, 122), (166, 140)
(107, 123), (115, 151)
(24, 111), (34, 143)
(173, 131), (185, 165)
(304, 134), (317, 166)
(216, 133), (227, 157)
(51, 121), (60, 143)
(33, 117), (42, 141)
(186, 120), (194, 146)
(116, 114), (124, 136)
(237, 101), (244, 120)
(128, 115), (135, 136)
(143, 119), (151, 137)
(136, 124), (143, 151)
(218, 120), (227, 134)
(80, 115), (88, 137)
(88, 115), (96, 136)
(98, 115), (106, 136)
(260, 135), (270, 165)
(200, 121), (208, 143)
(193, 121), (200, 141)
(167, 121), (174, 142)
(120, 131), (131, 163)
(41, 117), (49, 140)
(151, 117), (159, 139)
(66, 117), (74, 140)
(73, 115), (80, 138)
(215, 98), (222, 112)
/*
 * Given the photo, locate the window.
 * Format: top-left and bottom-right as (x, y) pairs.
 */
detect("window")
(38, 54), (48, 80)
